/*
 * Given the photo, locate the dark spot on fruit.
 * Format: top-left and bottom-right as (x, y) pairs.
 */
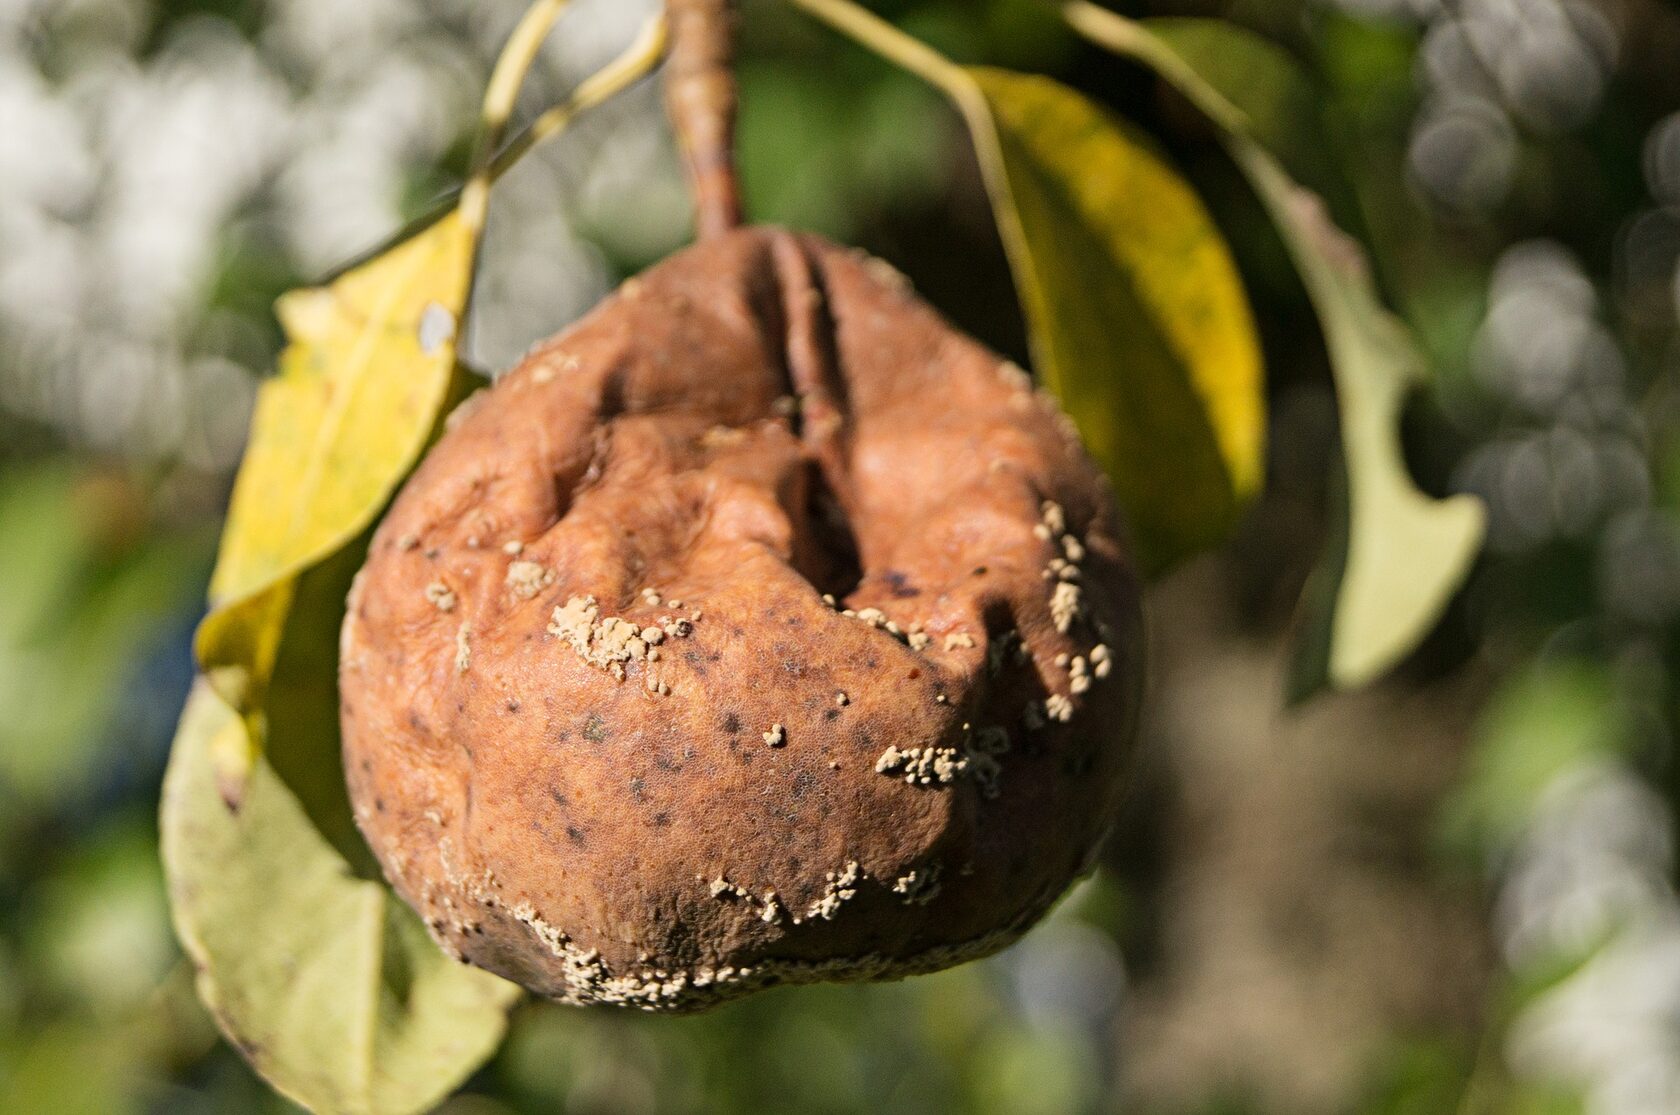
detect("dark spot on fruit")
(374, 797), (386, 813)
(883, 569), (919, 597)
(550, 788), (568, 809)
(722, 712), (741, 735)
(583, 714), (607, 743)
(630, 777), (647, 802)
(506, 699), (521, 713)
(791, 769), (815, 799)
(566, 825), (587, 846)
(824, 708), (840, 721)
(651, 811), (671, 828)
(906, 667), (920, 680)
(972, 566), (988, 576)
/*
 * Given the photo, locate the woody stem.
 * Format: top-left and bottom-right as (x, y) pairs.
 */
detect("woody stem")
(664, 0), (744, 239)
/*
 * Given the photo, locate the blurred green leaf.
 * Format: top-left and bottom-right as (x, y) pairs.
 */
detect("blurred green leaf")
(162, 677), (519, 1115)
(737, 60), (946, 240)
(1059, 5), (1485, 691)
(0, 1023), (137, 1115)
(25, 818), (175, 1017)
(0, 463), (208, 807)
(790, 0), (1267, 574)
(973, 1021), (1097, 1115)
(1356, 1038), (1475, 1115)
(1439, 660), (1627, 854)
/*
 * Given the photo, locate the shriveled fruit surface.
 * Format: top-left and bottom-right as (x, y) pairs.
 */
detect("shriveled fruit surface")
(339, 226), (1143, 1010)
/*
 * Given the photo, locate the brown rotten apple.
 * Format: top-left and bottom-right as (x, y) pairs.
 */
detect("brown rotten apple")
(338, 226), (1143, 1010)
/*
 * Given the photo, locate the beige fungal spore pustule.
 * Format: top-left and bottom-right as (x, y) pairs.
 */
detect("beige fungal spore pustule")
(424, 580), (457, 613)
(892, 863), (943, 906)
(453, 623), (472, 674)
(505, 560), (554, 600)
(803, 861), (861, 922)
(546, 595), (651, 681)
(340, 227), (1142, 1012)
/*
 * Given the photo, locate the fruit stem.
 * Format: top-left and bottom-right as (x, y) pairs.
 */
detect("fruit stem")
(664, 0), (743, 239)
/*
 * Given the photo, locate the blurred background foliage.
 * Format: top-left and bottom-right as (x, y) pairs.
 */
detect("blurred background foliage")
(2, 0), (1679, 1112)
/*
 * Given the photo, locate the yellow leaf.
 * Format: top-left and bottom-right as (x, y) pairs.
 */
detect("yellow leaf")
(192, 210), (473, 798)
(1062, 6), (1486, 691)
(205, 211), (471, 610)
(959, 68), (1264, 571)
(784, 0), (1265, 574)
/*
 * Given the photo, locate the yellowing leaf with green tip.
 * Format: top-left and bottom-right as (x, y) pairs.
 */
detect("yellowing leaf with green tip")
(164, 207), (502, 1109)
(158, 10), (673, 1108)
(163, 678), (520, 1115)
(957, 68), (1264, 573)
(1061, 4), (1486, 691)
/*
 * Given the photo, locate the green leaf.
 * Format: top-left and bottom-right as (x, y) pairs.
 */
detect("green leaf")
(0, 463), (209, 808)
(786, 0), (1265, 574)
(1060, 5), (1485, 691)
(162, 677), (519, 1115)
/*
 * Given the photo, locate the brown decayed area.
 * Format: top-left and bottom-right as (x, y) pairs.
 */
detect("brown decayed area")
(338, 227), (1143, 1010)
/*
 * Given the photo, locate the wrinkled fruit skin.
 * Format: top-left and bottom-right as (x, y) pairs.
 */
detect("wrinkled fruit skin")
(340, 227), (1143, 1011)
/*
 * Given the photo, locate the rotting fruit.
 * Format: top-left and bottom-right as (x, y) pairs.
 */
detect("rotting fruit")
(339, 226), (1143, 1011)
